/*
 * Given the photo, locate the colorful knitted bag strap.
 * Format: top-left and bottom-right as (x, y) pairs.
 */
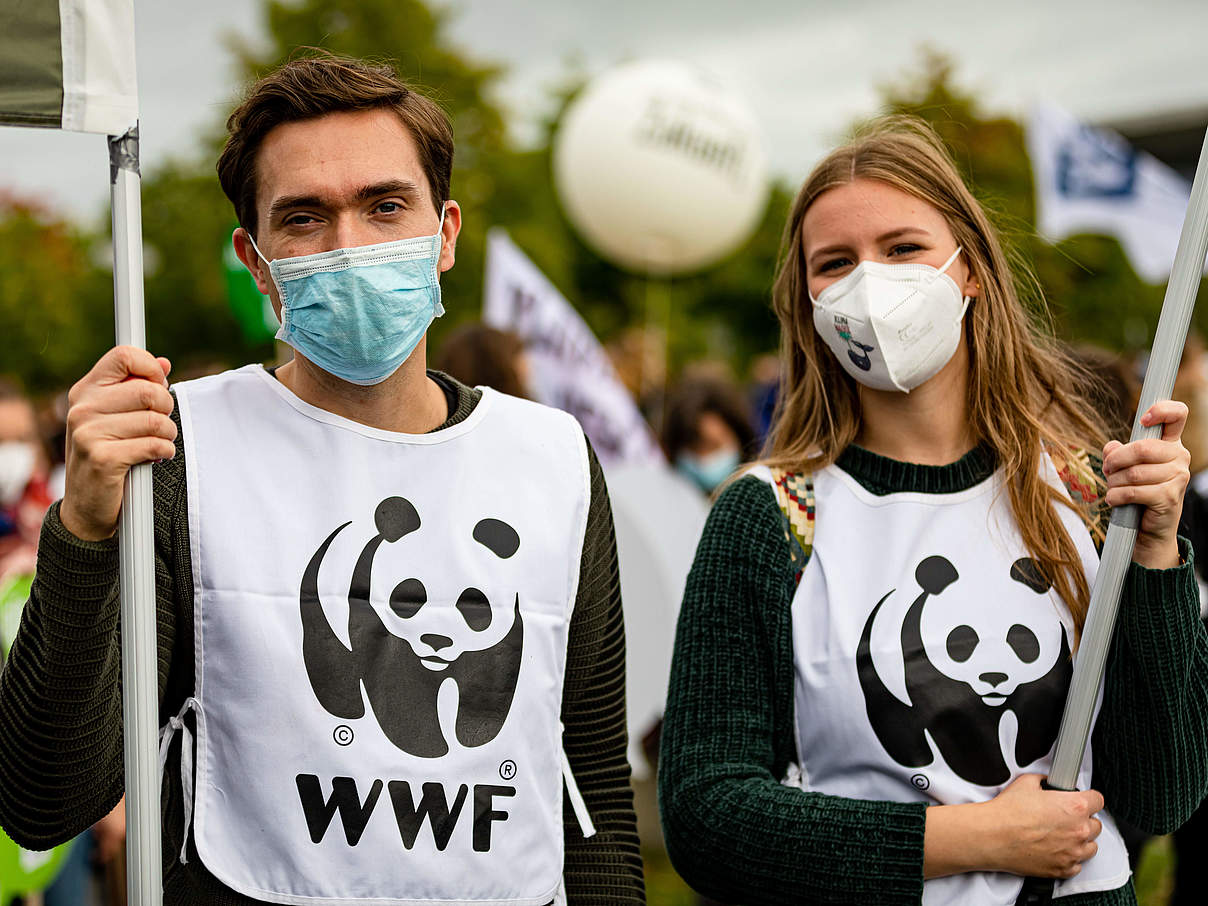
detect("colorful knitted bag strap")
(1053, 447), (1101, 507)
(769, 468), (815, 586)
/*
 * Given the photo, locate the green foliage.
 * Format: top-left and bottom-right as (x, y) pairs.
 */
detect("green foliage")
(0, 197), (112, 392)
(140, 163), (275, 374)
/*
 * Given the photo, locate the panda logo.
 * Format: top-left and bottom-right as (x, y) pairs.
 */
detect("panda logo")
(299, 496), (524, 758)
(856, 554), (1072, 787)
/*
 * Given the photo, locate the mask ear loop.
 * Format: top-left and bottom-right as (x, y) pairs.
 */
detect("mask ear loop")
(937, 245), (963, 275)
(433, 201), (448, 284)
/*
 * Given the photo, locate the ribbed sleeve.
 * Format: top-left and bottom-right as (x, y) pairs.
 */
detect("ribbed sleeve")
(658, 475), (927, 905)
(1092, 538), (1208, 834)
(560, 446), (645, 903)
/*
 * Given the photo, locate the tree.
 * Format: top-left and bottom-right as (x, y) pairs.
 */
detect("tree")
(0, 195), (112, 392)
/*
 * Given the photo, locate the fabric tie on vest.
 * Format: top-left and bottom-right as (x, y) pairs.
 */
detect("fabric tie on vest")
(560, 747), (595, 838)
(158, 697), (201, 864)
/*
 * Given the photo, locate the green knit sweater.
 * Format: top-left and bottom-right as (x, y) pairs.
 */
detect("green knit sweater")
(0, 371), (645, 905)
(659, 444), (1208, 906)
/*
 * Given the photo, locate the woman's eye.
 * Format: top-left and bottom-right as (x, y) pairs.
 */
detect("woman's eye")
(888, 243), (922, 256)
(818, 257), (851, 273)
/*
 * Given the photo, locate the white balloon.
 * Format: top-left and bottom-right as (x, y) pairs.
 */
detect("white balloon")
(553, 59), (770, 276)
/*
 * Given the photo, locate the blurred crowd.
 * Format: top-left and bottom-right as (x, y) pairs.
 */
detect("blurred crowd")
(3, 324), (1208, 905)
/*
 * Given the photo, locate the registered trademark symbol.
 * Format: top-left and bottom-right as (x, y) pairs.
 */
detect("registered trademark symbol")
(499, 759), (517, 780)
(910, 773), (930, 791)
(333, 725), (354, 746)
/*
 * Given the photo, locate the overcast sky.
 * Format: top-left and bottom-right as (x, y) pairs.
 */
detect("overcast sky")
(2, 0), (1206, 226)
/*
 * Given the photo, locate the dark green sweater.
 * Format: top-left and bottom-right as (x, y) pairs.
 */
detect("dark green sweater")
(659, 445), (1208, 905)
(0, 371), (645, 905)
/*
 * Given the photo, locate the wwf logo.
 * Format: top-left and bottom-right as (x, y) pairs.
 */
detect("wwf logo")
(300, 496), (524, 758)
(856, 554), (1072, 787)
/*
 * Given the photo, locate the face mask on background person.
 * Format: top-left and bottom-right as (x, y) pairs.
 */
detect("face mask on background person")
(250, 205), (447, 386)
(676, 446), (742, 495)
(810, 246), (971, 393)
(0, 442), (36, 509)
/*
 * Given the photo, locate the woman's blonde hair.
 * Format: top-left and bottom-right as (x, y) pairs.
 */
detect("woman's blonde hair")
(766, 116), (1110, 634)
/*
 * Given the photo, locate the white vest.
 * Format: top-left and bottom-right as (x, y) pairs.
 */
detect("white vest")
(753, 459), (1131, 904)
(170, 366), (591, 906)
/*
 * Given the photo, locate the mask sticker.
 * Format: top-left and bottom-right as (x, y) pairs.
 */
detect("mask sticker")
(856, 554), (1071, 787)
(299, 496), (523, 759)
(833, 316), (875, 372)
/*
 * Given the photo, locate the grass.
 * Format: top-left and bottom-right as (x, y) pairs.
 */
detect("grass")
(1135, 835), (1174, 906)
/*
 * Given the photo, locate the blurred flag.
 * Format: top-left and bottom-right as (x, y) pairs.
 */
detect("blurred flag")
(1027, 102), (1202, 283)
(223, 234), (278, 344)
(484, 228), (663, 466)
(0, 0), (137, 135)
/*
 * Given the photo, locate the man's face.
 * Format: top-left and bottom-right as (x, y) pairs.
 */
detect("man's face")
(234, 107), (460, 316)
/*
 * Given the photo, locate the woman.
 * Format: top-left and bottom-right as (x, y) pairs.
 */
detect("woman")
(658, 118), (1208, 905)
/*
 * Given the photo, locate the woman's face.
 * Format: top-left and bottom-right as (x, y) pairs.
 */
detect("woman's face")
(801, 178), (979, 301)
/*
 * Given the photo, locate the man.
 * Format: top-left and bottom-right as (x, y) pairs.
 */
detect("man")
(0, 56), (644, 905)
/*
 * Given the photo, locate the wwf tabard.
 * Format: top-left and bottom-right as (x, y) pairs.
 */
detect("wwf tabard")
(751, 460), (1131, 905)
(170, 366), (590, 905)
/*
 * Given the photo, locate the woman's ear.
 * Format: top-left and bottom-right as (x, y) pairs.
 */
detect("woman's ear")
(962, 262), (980, 300)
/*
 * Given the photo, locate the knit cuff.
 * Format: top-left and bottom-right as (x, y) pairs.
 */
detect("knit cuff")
(31, 500), (121, 628)
(1121, 535), (1199, 636)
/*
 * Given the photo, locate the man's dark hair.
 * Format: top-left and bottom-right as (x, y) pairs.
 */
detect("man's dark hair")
(217, 54), (454, 237)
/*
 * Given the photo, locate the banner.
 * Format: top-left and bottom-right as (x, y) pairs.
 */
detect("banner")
(0, 0), (138, 135)
(483, 229), (663, 466)
(1027, 102), (1201, 283)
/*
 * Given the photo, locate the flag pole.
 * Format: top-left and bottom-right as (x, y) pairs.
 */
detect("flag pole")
(1015, 126), (1208, 906)
(109, 124), (163, 906)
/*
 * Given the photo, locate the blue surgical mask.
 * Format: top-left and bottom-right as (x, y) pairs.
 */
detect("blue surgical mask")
(249, 207), (446, 385)
(676, 447), (742, 494)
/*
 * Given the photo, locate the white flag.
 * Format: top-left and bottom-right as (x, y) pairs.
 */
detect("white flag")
(0, 0), (138, 136)
(1027, 103), (1200, 284)
(484, 228), (664, 467)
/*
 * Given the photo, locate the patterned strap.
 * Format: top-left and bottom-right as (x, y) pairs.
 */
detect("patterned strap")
(1053, 447), (1100, 506)
(770, 468), (816, 585)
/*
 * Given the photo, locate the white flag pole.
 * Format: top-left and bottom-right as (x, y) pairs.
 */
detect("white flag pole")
(1015, 126), (1208, 906)
(109, 124), (163, 906)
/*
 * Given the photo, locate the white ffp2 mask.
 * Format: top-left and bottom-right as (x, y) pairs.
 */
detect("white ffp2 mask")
(810, 247), (970, 393)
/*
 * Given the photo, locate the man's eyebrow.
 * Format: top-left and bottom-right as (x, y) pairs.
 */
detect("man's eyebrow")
(354, 179), (421, 203)
(266, 180), (422, 222)
(267, 193), (325, 223)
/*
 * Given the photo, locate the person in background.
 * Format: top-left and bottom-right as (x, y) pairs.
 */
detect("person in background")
(434, 323), (531, 398)
(0, 380), (53, 584)
(661, 372), (757, 496)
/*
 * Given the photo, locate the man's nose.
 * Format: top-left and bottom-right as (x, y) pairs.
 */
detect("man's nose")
(330, 214), (378, 250)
